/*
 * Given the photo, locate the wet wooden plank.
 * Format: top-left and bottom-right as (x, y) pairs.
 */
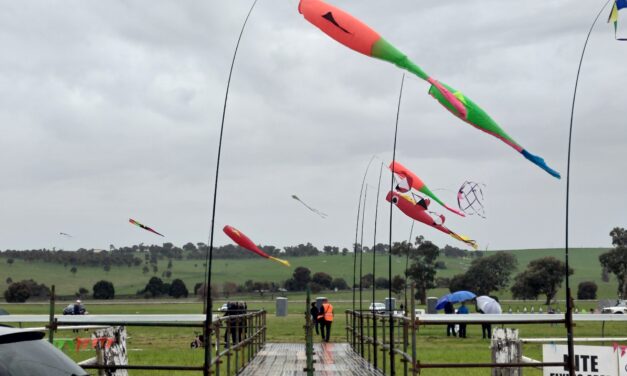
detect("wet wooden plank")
(239, 343), (384, 375)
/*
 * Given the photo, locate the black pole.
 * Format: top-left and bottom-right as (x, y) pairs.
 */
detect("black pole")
(372, 162), (383, 369)
(203, 1), (259, 374)
(372, 164), (384, 308)
(353, 155), (376, 348)
(359, 185), (368, 356)
(565, 1), (610, 375)
(389, 73), (405, 376)
(403, 221), (415, 314)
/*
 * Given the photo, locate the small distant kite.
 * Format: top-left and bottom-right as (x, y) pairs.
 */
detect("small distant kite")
(129, 218), (164, 237)
(59, 232), (73, 238)
(292, 195), (328, 218)
(387, 191), (478, 250)
(457, 181), (486, 218)
(223, 225), (290, 267)
(609, 0), (627, 40)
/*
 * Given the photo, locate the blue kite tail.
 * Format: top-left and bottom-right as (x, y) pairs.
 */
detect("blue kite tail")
(521, 149), (561, 179)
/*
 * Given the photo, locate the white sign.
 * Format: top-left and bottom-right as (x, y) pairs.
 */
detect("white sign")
(543, 345), (618, 376)
(619, 349), (627, 376)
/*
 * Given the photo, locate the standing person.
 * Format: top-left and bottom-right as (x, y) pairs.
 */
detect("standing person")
(318, 298), (334, 342)
(477, 308), (491, 339)
(457, 301), (469, 338)
(310, 302), (319, 335)
(73, 299), (85, 315)
(444, 302), (456, 337)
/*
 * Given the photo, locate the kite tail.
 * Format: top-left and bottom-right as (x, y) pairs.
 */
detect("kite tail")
(450, 233), (478, 250)
(421, 185), (465, 217)
(521, 149), (561, 179)
(427, 78), (468, 119)
(268, 256), (291, 267)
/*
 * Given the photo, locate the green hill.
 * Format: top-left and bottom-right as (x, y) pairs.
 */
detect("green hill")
(0, 248), (618, 299)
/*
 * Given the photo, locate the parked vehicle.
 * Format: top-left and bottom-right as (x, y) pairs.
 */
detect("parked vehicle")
(601, 300), (627, 314)
(368, 303), (386, 312)
(0, 326), (88, 375)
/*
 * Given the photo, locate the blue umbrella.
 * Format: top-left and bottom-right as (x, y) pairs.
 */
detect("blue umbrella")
(435, 291), (477, 310)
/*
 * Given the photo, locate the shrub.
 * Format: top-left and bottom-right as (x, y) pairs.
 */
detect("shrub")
(92, 280), (115, 299)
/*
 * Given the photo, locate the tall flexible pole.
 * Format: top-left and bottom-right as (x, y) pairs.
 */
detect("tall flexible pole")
(359, 185), (368, 356)
(371, 162), (384, 368)
(389, 73), (405, 375)
(403, 221), (415, 314)
(203, 1), (259, 374)
(565, 1), (611, 374)
(353, 155), (376, 348)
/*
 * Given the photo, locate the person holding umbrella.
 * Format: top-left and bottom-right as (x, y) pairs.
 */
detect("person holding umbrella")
(457, 301), (469, 338)
(444, 301), (456, 337)
(436, 291), (476, 338)
(476, 295), (502, 339)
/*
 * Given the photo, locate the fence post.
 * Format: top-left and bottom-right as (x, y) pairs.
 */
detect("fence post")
(366, 313), (371, 363)
(305, 287), (315, 375)
(410, 284), (417, 376)
(215, 320), (221, 376)
(382, 316), (387, 374)
(373, 312), (378, 369)
(491, 328), (522, 376)
(226, 319), (231, 376)
(47, 285), (55, 345)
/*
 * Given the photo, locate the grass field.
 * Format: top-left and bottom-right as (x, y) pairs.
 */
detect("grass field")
(0, 247), (619, 301)
(2, 300), (626, 376)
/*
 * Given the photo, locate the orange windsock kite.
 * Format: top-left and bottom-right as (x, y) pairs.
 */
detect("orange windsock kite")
(223, 225), (290, 267)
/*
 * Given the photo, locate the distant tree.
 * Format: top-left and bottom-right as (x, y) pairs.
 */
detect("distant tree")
(312, 272), (333, 289)
(292, 267), (312, 291)
(152, 265), (158, 274)
(510, 271), (540, 301)
(223, 282), (238, 298)
(448, 252), (517, 296)
(6, 258), (14, 266)
(360, 273), (374, 289)
(142, 265), (149, 274)
(167, 259), (173, 269)
(577, 281), (598, 300)
(310, 282), (324, 293)
(341, 248), (349, 256)
(77, 287), (89, 298)
(5, 277), (12, 285)
(182, 242), (197, 252)
(163, 270), (172, 279)
(70, 266), (78, 275)
(374, 277), (389, 289)
(194, 282), (203, 295)
(405, 237), (440, 304)
(142, 277), (166, 298)
(103, 264), (111, 272)
(448, 273), (472, 293)
(601, 267), (610, 283)
(169, 279), (189, 298)
(92, 280), (115, 300)
(434, 261), (447, 270)
(599, 227), (627, 298)
(391, 275), (406, 295)
(435, 277), (450, 289)
(4, 281), (31, 302)
(331, 278), (348, 290)
(511, 257), (573, 304)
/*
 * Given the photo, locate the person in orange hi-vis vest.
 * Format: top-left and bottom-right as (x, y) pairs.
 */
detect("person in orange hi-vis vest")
(317, 298), (334, 342)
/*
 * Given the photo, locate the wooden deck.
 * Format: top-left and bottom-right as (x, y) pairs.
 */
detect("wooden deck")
(239, 343), (384, 375)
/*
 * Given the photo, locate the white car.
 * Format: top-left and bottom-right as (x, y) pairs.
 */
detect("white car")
(601, 300), (627, 314)
(368, 303), (386, 312)
(219, 303), (229, 312)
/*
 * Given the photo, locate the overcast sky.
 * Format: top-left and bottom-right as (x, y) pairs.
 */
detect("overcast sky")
(0, 0), (625, 252)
